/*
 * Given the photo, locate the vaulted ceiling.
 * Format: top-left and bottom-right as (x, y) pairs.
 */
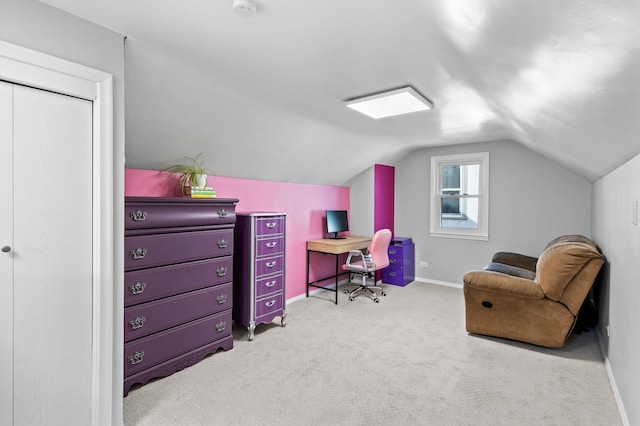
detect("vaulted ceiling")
(41, 0), (640, 185)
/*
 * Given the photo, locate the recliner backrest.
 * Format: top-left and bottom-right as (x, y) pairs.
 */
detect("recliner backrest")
(535, 240), (604, 315)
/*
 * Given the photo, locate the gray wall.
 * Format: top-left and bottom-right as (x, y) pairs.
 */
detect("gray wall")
(348, 166), (375, 236)
(393, 140), (592, 284)
(0, 1), (125, 424)
(592, 153), (640, 425)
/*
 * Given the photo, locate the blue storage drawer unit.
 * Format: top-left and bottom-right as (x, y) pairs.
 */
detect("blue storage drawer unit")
(382, 237), (415, 287)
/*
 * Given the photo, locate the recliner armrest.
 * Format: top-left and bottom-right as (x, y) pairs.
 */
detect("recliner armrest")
(463, 271), (545, 299)
(491, 252), (538, 272)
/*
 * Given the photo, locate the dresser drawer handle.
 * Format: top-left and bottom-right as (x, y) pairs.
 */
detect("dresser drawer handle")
(265, 222), (276, 229)
(390, 258), (396, 263)
(129, 209), (148, 222)
(389, 249), (396, 254)
(265, 300), (276, 307)
(127, 351), (145, 365)
(216, 266), (228, 277)
(129, 281), (146, 295)
(217, 209), (228, 218)
(217, 239), (228, 249)
(265, 280), (276, 288)
(216, 294), (228, 304)
(266, 242), (277, 248)
(265, 261), (276, 268)
(215, 321), (227, 332)
(389, 272), (397, 277)
(130, 247), (147, 260)
(128, 316), (146, 330)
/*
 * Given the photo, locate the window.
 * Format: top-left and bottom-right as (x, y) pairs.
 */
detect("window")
(430, 152), (489, 240)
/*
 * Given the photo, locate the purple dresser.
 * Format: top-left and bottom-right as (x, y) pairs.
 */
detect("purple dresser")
(233, 213), (287, 340)
(382, 237), (415, 286)
(123, 196), (238, 396)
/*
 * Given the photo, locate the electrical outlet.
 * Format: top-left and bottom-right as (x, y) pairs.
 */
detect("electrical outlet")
(419, 261), (429, 268)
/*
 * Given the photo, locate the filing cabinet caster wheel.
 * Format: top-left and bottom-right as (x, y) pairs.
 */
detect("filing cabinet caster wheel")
(349, 297), (354, 301)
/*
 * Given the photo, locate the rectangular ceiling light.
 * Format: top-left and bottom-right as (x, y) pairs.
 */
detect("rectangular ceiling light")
(345, 86), (434, 119)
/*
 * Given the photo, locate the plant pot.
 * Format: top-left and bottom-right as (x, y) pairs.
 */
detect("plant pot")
(193, 174), (207, 188)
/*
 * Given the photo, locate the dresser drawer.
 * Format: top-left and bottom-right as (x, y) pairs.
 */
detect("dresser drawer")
(255, 254), (284, 277)
(124, 257), (232, 307)
(125, 199), (236, 229)
(256, 216), (284, 236)
(125, 228), (234, 271)
(124, 310), (232, 377)
(256, 274), (283, 298)
(255, 293), (284, 319)
(256, 236), (284, 257)
(124, 283), (232, 342)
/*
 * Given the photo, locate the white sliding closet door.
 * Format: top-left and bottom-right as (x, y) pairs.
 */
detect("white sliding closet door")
(0, 82), (94, 425)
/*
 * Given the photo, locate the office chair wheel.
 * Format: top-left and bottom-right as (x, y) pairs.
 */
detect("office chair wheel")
(374, 298), (380, 303)
(343, 289), (349, 293)
(349, 297), (354, 301)
(382, 291), (386, 296)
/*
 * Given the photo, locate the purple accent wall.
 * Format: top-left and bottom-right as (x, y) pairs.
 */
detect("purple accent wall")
(125, 168), (350, 300)
(374, 164), (395, 235)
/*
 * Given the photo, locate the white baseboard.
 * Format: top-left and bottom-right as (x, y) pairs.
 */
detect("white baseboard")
(414, 276), (463, 289)
(597, 330), (630, 426)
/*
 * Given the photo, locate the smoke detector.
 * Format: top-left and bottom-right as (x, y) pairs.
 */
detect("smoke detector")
(233, 0), (257, 17)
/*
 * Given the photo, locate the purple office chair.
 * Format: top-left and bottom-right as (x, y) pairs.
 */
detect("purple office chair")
(342, 229), (392, 302)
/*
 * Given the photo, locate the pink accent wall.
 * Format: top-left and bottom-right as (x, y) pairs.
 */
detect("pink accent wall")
(125, 168), (350, 300)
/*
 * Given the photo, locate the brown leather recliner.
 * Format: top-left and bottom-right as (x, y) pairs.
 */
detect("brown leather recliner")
(463, 235), (605, 348)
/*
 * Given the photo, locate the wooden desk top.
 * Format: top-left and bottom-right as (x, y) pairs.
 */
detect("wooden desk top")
(307, 235), (371, 254)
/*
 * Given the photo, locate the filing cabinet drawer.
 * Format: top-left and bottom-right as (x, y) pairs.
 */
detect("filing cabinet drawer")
(124, 257), (232, 307)
(124, 310), (232, 377)
(125, 228), (234, 271)
(124, 283), (232, 342)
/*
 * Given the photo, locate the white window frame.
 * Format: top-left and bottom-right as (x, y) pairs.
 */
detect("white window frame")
(430, 152), (489, 241)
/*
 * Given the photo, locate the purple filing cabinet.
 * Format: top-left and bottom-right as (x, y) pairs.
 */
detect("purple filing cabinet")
(123, 196), (238, 396)
(233, 213), (287, 341)
(382, 237), (415, 286)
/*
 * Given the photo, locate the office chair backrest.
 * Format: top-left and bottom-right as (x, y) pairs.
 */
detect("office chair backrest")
(369, 229), (392, 270)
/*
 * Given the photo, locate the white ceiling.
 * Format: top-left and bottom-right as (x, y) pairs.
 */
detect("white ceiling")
(41, 0), (640, 184)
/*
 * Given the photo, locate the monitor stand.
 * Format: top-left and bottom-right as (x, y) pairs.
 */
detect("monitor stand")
(329, 233), (346, 240)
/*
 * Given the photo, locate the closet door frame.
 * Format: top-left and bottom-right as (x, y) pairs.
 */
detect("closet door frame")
(0, 40), (116, 425)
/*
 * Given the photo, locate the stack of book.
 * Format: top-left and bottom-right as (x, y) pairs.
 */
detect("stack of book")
(183, 186), (216, 198)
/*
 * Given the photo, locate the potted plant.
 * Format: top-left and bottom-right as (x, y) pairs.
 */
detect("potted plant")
(164, 153), (215, 194)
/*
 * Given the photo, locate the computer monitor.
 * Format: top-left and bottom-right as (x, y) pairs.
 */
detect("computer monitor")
(326, 210), (349, 239)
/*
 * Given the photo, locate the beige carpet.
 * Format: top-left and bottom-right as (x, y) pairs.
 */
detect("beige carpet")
(124, 282), (621, 425)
